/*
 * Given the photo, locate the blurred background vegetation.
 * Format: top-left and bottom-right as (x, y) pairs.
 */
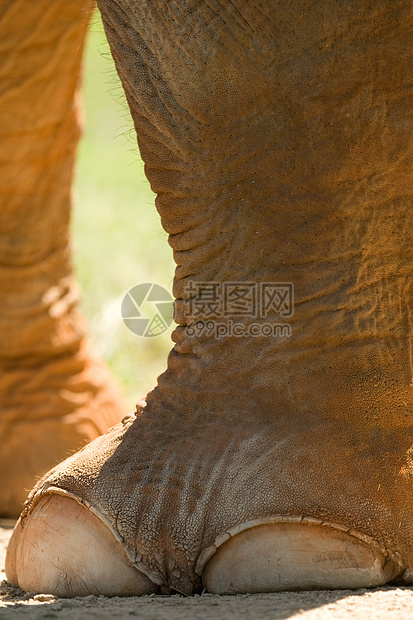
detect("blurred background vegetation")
(73, 12), (175, 406)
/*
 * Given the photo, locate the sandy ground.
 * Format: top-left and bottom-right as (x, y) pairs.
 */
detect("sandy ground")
(2, 522), (413, 619)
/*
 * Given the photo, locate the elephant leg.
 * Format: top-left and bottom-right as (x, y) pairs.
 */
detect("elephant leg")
(0, 0), (125, 518)
(6, 0), (413, 595)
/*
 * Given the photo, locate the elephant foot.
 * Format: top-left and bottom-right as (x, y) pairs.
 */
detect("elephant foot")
(0, 346), (125, 518)
(5, 403), (412, 595)
(7, 497), (402, 596)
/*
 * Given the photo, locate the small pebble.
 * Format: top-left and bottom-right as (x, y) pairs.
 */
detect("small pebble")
(33, 593), (56, 602)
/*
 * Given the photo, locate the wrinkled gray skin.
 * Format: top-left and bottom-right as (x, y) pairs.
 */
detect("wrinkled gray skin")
(5, 0), (413, 597)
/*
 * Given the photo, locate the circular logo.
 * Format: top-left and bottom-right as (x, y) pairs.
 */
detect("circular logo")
(121, 283), (174, 337)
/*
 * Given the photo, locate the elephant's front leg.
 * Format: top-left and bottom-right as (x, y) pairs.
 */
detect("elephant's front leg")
(6, 0), (413, 595)
(0, 0), (126, 518)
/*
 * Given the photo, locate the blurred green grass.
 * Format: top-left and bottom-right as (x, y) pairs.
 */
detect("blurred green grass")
(73, 13), (174, 406)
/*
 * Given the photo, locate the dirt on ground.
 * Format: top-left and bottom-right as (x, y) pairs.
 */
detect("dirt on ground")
(2, 521), (413, 620)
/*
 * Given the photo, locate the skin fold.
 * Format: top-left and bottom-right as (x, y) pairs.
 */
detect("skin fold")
(4, 0), (413, 595)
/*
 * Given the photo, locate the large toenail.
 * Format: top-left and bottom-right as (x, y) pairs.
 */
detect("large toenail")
(201, 518), (403, 593)
(6, 494), (158, 597)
